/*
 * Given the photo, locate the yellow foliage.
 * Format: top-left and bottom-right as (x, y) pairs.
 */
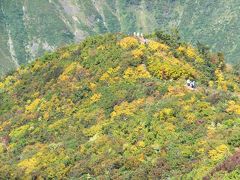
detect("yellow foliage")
(32, 61), (43, 71)
(162, 108), (172, 115)
(8, 142), (17, 150)
(89, 83), (97, 91)
(209, 81), (214, 87)
(100, 66), (121, 84)
(0, 121), (11, 132)
(9, 124), (30, 139)
(32, 92), (40, 99)
(185, 113), (196, 123)
(111, 98), (145, 118)
(207, 125), (216, 137)
(119, 37), (139, 49)
(18, 157), (38, 175)
(43, 112), (50, 120)
(48, 119), (68, 130)
(197, 148), (205, 154)
(0, 144), (4, 153)
(61, 63), (76, 75)
(137, 141), (145, 148)
(131, 48), (144, 58)
(196, 57), (204, 63)
(90, 93), (102, 103)
(198, 140), (207, 146)
(4, 75), (15, 86)
(174, 90), (189, 98)
(208, 144), (229, 162)
(83, 122), (107, 137)
(100, 72), (110, 81)
(139, 153), (145, 162)
(148, 41), (169, 51)
(181, 145), (193, 157)
(226, 101), (240, 115)
(2, 75), (18, 92)
(178, 45), (204, 63)
(147, 55), (197, 80)
(39, 96), (61, 115)
(183, 105), (191, 111)
(154, 108), (175, 122)
(163, 122), (176, 132)
(59, 99), (75, 115)
(18, 147), (69, 178)
(215, 68), (227, 90)
(40, 99), (50, 112)
(97, 45), (105, 50)
(123, 64), (151, 82)
(129, 145), (138, 153)
(107, 66), (120, 74)
(58, 62), (82, 82)
(60, 51), (71, 59)
(186, 46), (198, 59)
(177, 46), (185, 53)
(58, 74), (69, 82)
(196, 140), (207, 154)
(25, 98), (41, 112)
(17, 66), (29, 75)
(0, 82), (4, 90)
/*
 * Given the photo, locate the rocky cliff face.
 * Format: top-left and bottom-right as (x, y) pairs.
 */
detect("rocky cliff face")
(1, 0), (240, 75)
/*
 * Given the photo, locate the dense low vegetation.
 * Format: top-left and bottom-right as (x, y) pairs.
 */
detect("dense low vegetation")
(0, 32), (240, 179)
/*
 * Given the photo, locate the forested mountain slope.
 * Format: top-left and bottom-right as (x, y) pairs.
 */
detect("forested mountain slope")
(1, 0), (240, 75)
(0, 32), (240, 179)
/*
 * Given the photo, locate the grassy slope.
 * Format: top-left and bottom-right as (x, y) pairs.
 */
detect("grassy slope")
(0, 33), (240, 179)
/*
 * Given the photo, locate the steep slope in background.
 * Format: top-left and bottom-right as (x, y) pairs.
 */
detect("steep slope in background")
(0, 33), (240, 179)
(0, 1), (19, 75)
(1, 0), (240, 75)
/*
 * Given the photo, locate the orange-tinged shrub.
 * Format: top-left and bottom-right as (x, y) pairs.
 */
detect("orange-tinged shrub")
(111, 98), (145, 118)
(148, 41), (169, 51)
(209, 144), (229, 162)
(132, 48), (144, 58)
(178, 45), (204, 63)
(99, 66), (121, 84)
(147, 55), (197, 80)
(90, 93), (102, 103)
(215, 69), (227, 90)
(123, 64), (151, 82)
(119, 37), (139, 49)
(0, 82), (4, 90)
(25, 98), (41, 112)
(226, 101), (240, 115)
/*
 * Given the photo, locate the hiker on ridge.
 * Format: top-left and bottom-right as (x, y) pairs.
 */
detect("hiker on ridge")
(191, 81), (196, 89)
(186, 79), (191, 87)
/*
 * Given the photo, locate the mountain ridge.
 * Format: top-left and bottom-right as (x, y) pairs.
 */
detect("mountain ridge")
(0, 32), (240, 179)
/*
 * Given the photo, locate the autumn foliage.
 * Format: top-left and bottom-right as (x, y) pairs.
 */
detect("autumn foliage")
(0, 33), (239, 179)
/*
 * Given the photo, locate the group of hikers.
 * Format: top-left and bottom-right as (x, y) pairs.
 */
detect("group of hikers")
(132, 32), (197, 90)
(132, 32), (198, 89)
(186, 79), (196, 89)
(133, 32), (148, 44)
(133, 32), (144, 38)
